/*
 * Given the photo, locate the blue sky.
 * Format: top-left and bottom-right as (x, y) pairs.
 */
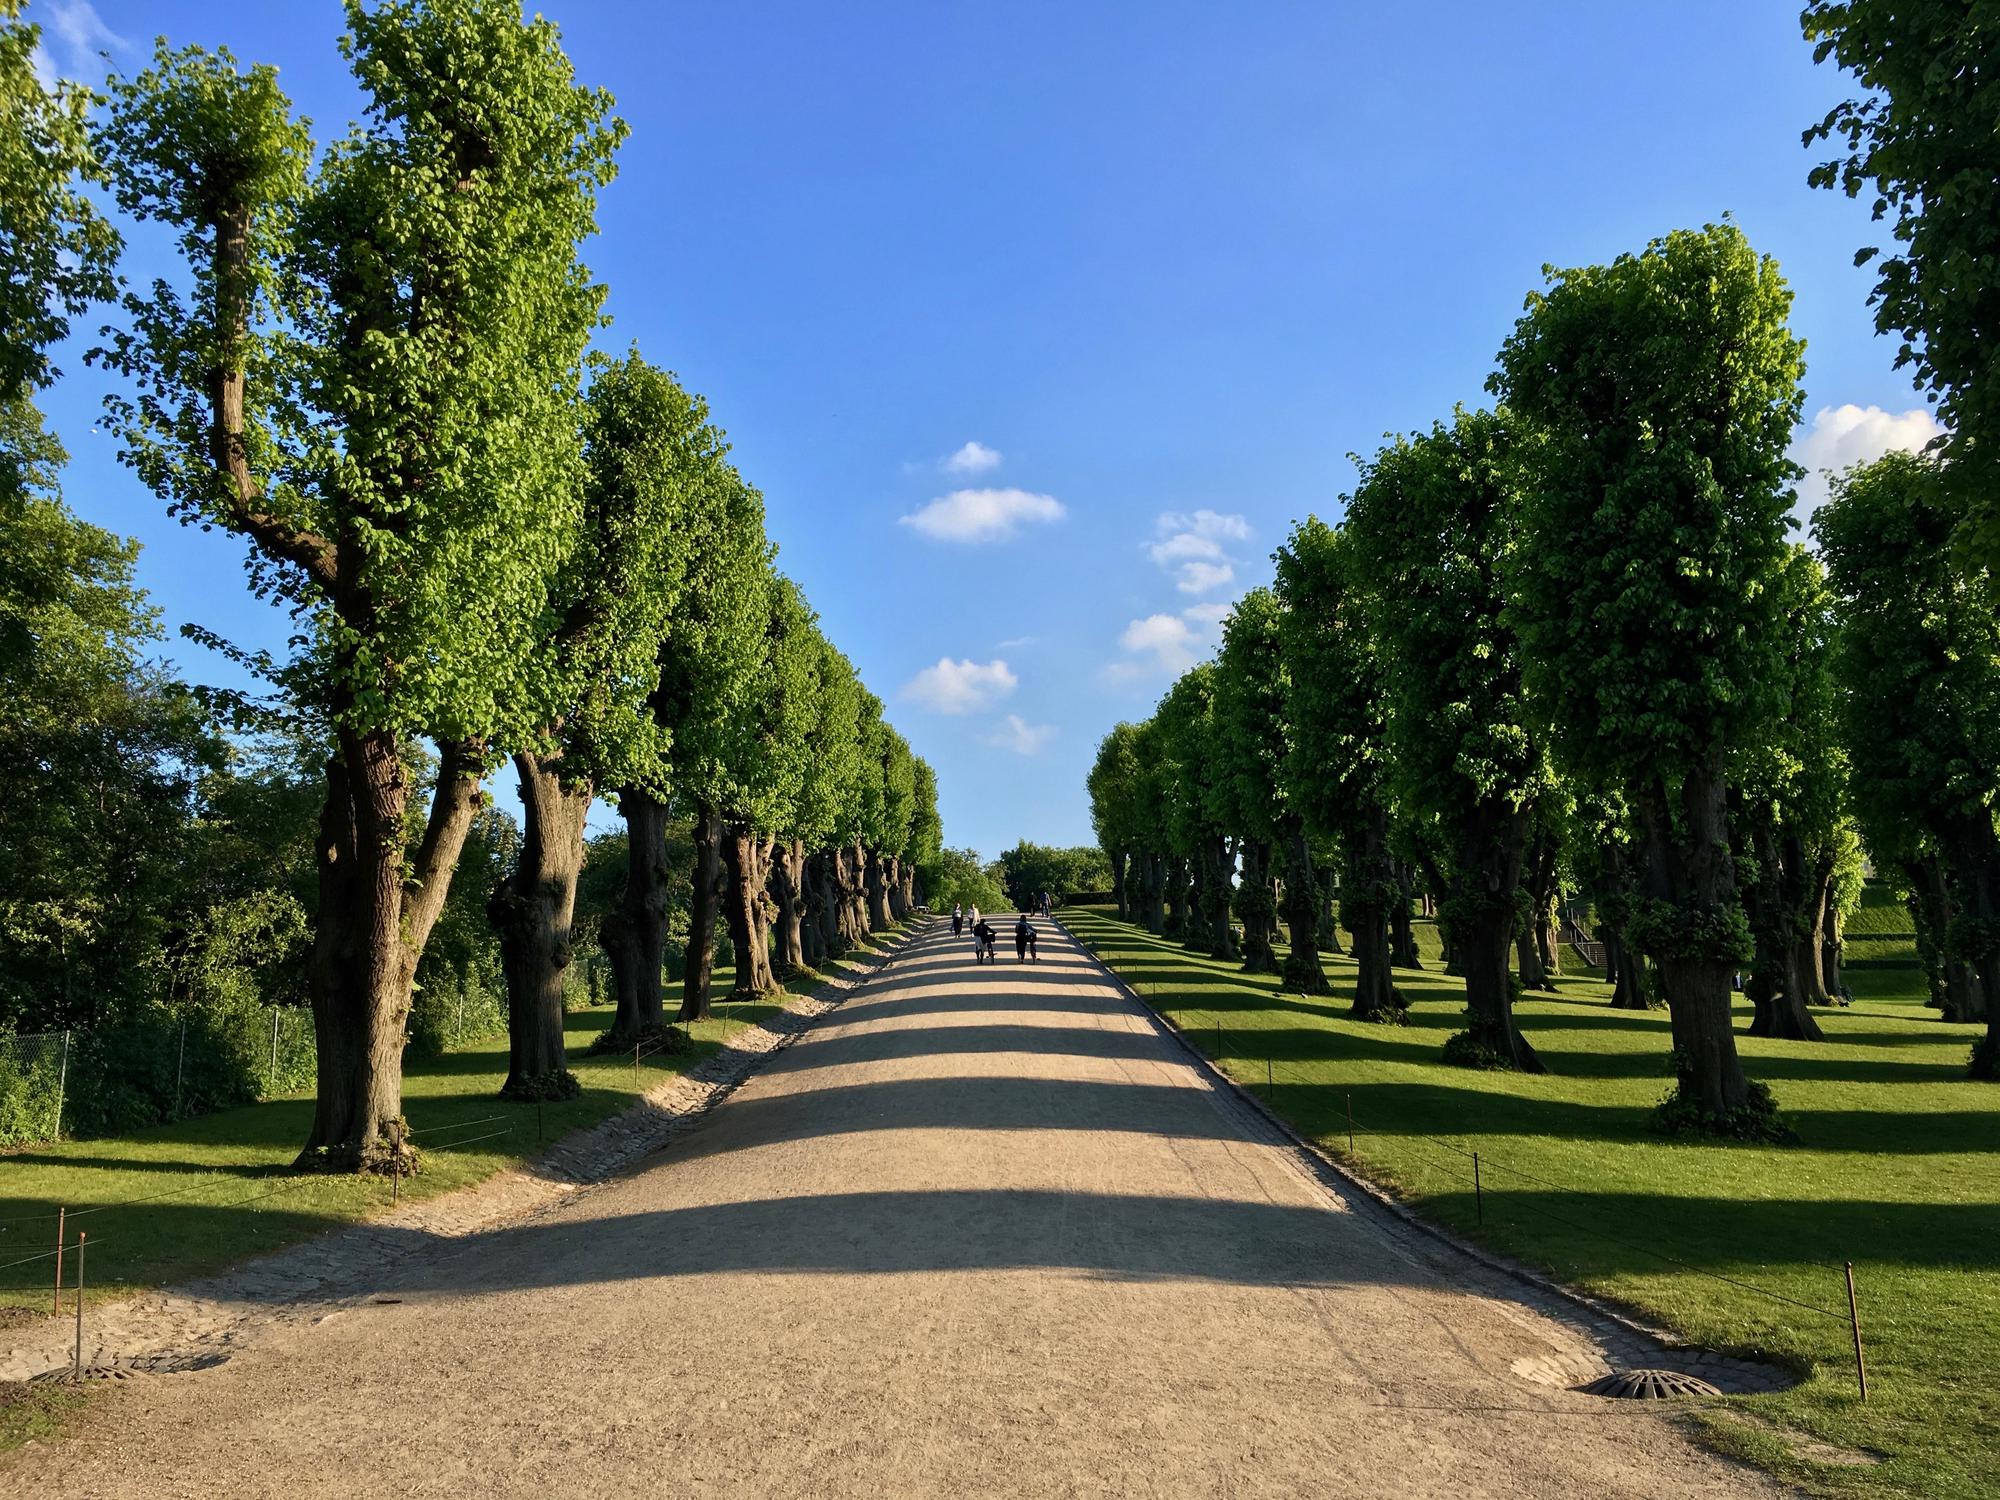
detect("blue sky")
(28, 0), (1939, 861)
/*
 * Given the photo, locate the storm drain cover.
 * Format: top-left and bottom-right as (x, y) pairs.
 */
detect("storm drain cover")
(31, 1351), (231, 1382)
(1579, 1368), (1723, 1400)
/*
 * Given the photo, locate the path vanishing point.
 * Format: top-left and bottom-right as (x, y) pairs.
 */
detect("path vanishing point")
(4, 918), (1786, 1497)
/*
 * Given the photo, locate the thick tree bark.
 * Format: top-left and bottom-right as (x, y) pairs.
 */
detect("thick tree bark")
(1516, 827), (1559, 990)
(721, 823), (777, 998)
(1317, 866), (1343, 954)
(841, 841), (870, 948)
(1205, 835), (1238, 961)
(898, 858), (918, 915)
(599, 786), (670, 1043)
(301, 732), (483, 1171)
(1111, 850), (1129, 920)
(1389, 860), (1422, 970)
(1164, 854), (1189, 940)
(1346, 807), (1398, 1021)
(1515, 922), (1549, 992)
(1280, 816), (1328, 994)
(801, 849), (834, 967)
(1945, 817), (2000, 1076)
(883, 855), (905, 920)
(1444, 803), (1542, 1073)
(865, 848), (894, 930)
(1637, 759), (1759, 1120)
(489, 750), (589, 1099)
(770, 838), (810, 976)
(1140, 851), (1166, 933)
(1744, 818), (1826, 1042)
(1238, 837), (1277, 974)
(681, 805), (725, 1022)
(1911, 857), (1984, 1021)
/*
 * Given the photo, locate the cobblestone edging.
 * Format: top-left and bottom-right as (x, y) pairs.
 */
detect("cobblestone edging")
(1055, 916), (1796, 1400)
(1, 922), (930, 1385)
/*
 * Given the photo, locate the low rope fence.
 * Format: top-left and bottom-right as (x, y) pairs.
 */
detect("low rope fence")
(1067, 918), (1876, 1400)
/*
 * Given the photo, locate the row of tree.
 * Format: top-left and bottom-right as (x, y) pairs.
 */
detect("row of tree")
(1090, 221), (2000, 1138)
(1, 0), (943, 1169)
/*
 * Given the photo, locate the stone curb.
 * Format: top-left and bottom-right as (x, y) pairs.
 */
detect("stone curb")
(1054, 913), (1798, 1399)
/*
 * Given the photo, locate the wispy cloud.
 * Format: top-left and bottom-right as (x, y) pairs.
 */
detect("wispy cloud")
(1146, 509), (1249, 593)
(997, 635), (1038, 649)
(943, 440), (1002, 475)
(988, 714), (1055, 755)
(899, 657), (1018, 714)
(28, 0), (125, 86)
(1789, 403), (1946, 519)
(899, 487), (1066, 544)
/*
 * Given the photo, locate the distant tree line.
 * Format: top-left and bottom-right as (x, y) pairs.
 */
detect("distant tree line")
(0, 0), (946, 1167)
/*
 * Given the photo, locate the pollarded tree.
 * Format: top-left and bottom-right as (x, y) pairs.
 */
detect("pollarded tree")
(1155, 664), (1237, 960)
(585, 370), (735, 1046)
(1273, 516), (1399, 1020)
(1802, 2), (2000, 562)
(1128, 716), (1175, 934)
(0, 0), (120, 402)
(1217, 587), (1322, 986)
(99, 4), (622, 1169)
(1345, 409), (1553, 1073)
(1087, 722), (1145, 920)
(866, 723), (918, 928)
(772, 629), (862, 973)
(716, 572), (818, 999)
(1816, 450), (2000, 1077)
(488, 353), (699, 1099)
(650, 471), (770, 1025)
(1495, 222), (1803, 1133)
(905, 758), (942, 911)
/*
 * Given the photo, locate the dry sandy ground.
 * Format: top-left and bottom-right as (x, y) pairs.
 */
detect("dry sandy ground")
(5, 919), (1786, 1498)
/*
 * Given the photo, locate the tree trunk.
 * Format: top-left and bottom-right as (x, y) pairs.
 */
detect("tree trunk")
(1111, 850), (1129, 920)
(1140, 851), (1166, 933)
(489, 750), (589, 1100)
(721, 823), (777, 998)
(1444, 804), (1541, 1073)
(865, 848), (894, 931)
(300, 732), (483, 1171)
(1280, 816), (1328, 993)
(1206, 834), (1238, 961)
(842, 841), (870, 948)
(1818, 879), (1845, 1000)
(1346, 807), (1398, 1020)
(681, 804), (724, 1022)
(1746, 819), (1826, 1041)
(1637, 759), (1760, 1122)
(770, 838), (809, 976)
(1945, 818), (2000, 1077)
(599, 786), (670, 1044)
(1238, 837), (1277, 973)
(1165, 853), (1190, 942)
(1389, 860), (1421, 969)
(1317, 866), (1344, 955)
(898, 858), (917, 915)
(884, 855), (905, 920)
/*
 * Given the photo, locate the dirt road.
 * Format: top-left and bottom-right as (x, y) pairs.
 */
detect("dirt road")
(6, 918), (1783, 1497)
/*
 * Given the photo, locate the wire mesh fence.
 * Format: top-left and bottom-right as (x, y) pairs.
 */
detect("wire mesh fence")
(0, 1007), (319, 1150)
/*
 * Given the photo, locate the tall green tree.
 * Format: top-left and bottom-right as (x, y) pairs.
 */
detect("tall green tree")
(1802, 2), (2000, 560)
(1273, 517), (1399, 1019)
(1816, 450), (2000, 1076)
(98, 1), (622, 1168)
(0, 0), (119, 401)
(487, 353), (698, 1098)
(1086, 722), (1144, 920)
(1345, 409), (1552, 1072)
(1155, 664), (1236, 960)
(1495, 223), (1803, 1132)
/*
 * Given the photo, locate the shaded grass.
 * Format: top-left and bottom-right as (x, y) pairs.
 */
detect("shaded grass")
(1063, 898), (1997, 1500)
(0, 930), (914, 1314)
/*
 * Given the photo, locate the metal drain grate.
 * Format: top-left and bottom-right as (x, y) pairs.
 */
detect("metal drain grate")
(31, 1351), (231, 1382)
(1579, 1368), (1723, 1400)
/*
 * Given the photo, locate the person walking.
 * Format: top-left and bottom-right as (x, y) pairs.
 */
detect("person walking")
(1014, 914), (1033, 962)
(952, 902), (963, 937)
(972, 916), (997, 964)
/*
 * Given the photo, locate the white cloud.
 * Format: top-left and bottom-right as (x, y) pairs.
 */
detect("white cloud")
(1146, 509), (1250, 593)
(28, 0), (125, 85)
(899, 487), (1066, 543)
(899, 657), (1018, 714)
(1111, 603), (1228, 679)
(988, 714), (1056, 755)
(996, 634), (1038, 649)
(943, 440), (1002, 475)
(1789, 403), (1946, 518)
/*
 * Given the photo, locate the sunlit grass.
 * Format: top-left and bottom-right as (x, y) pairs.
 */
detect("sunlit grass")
(1064, 889), (1996, 1500)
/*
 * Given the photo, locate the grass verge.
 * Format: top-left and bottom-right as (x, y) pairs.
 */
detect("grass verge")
(1062, 891), (1996, 1500)
(0, 929), (915, 1316)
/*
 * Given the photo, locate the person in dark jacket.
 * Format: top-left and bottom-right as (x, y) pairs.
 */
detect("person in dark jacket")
(972, 918), (998, 963)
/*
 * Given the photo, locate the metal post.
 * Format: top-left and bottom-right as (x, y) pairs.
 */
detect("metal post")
(52, 1206), (64, 1315)
(1845, 1262), (1868, 1401)
(634, 1039), (641, 1087)
(1345, 1092), (1355, 1156)
(52, 1028), (69, 1140)
(174, 1019), (186, 1120)
(1473, 1152), (1483, 1224)
(71, 1231), (85, 1378)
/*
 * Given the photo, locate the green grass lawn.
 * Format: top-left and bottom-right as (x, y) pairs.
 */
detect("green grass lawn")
(0, 933), (911, 1322)
(1062, 889), (1997, 1500)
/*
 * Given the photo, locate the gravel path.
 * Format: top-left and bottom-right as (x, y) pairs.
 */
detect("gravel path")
(4, 919), (1786, 1497)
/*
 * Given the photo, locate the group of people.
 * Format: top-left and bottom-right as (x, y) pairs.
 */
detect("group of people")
(950, 902), (1044, 963)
